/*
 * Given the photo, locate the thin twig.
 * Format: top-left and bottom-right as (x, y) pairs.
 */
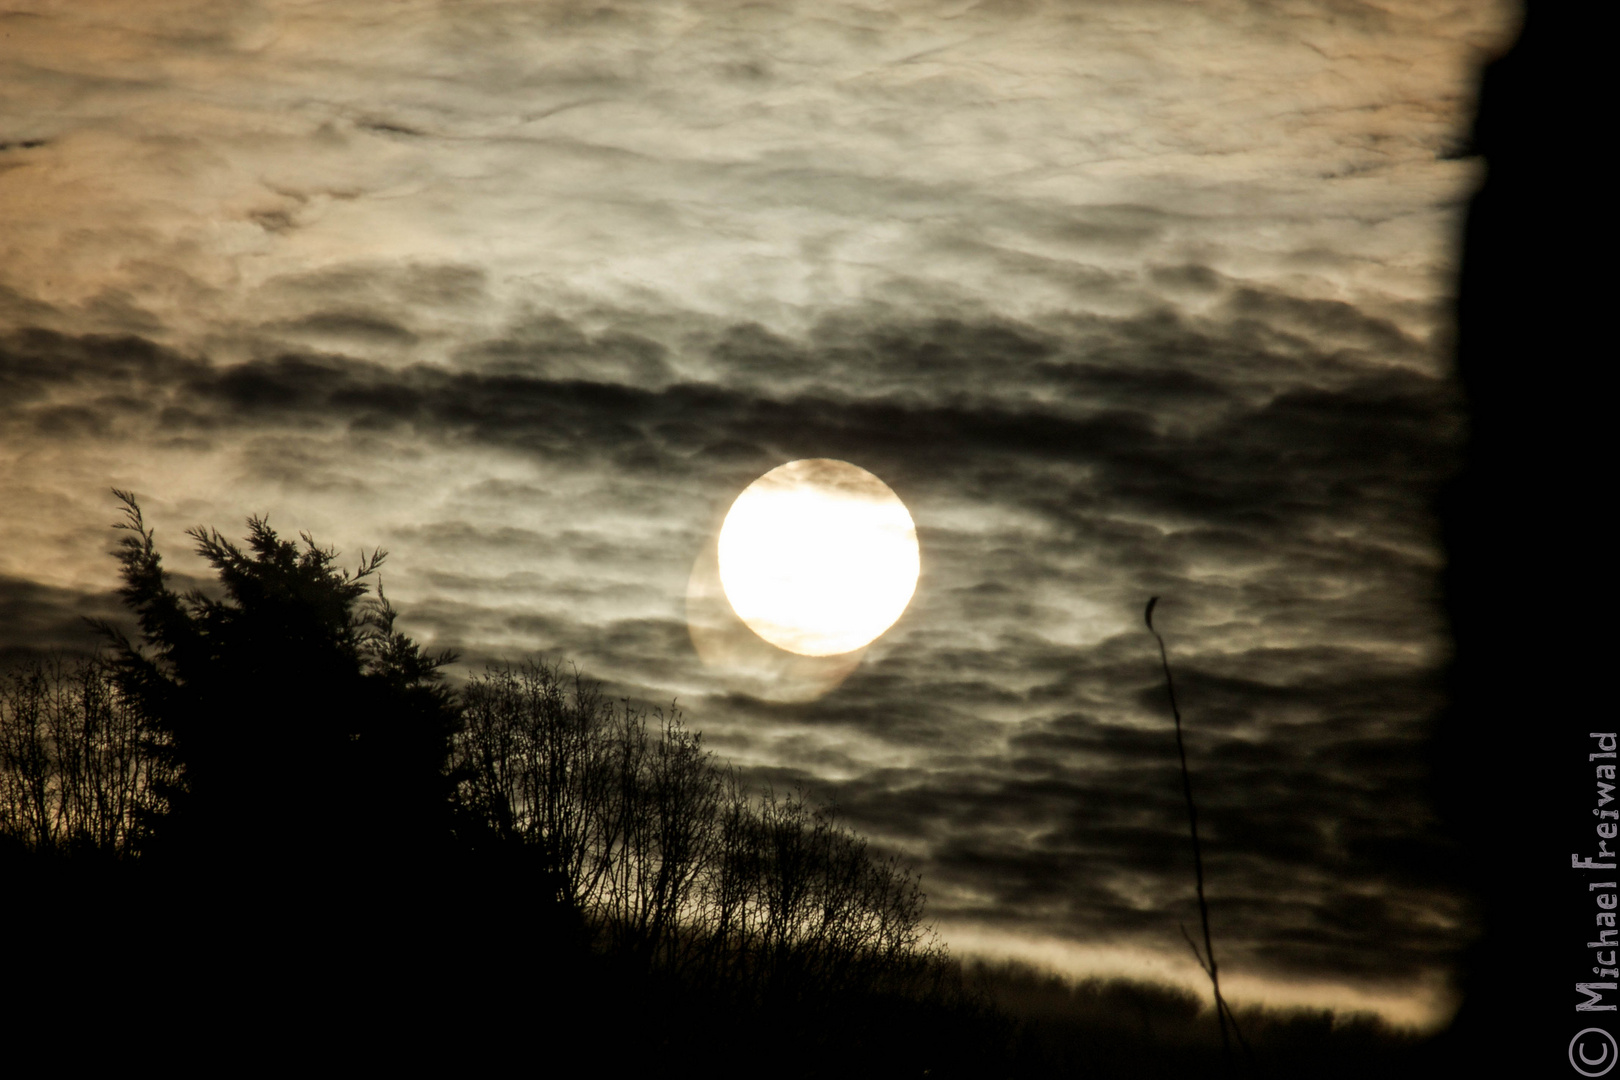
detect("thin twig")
(1181, 922), (1211, 976)
(1221, 996), (1256, 1065)
(1147, 597), (1232, 1073)
(1183, 919), (1257, 1058)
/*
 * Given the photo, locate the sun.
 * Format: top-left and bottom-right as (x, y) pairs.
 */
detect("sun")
(717, 459), (920, 657)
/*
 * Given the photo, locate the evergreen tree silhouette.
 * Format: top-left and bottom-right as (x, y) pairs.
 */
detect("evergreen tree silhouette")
(87, 491), (465, 1018)
(95, 490), (459, 867)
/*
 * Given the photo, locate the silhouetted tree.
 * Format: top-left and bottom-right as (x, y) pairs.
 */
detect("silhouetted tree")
(94, 490), (461, 870)
(0, 655), (170, 859)
(457, 661), (621, 909)
(454, 659), (947, 1003)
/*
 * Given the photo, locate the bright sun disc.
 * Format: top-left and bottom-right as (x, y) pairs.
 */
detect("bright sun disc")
(717, 459), (920, 657)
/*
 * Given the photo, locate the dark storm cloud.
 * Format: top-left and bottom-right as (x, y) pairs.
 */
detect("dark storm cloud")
(0, 284), (59, 328)
(0, 330), (206, 404)
(256, 262), (489, 312)
(406, 591), (700, 694)
(794, 679), (1459, 985)
(459, 313), (674, 385)
(0, 563), (227, 668)
(2, 296), (1459, 561)
(275, 312), (420, 345)
(355, 118), (429, 139)
(1, 303), (1455, 611)
(0, 575), (121, 665)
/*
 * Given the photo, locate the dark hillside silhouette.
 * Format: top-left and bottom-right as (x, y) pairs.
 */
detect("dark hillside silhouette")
(969, 960), (1427, 1080)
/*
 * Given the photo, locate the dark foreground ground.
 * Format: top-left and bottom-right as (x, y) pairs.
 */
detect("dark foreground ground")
(2, 857), (1453, 1078)
(966, 960), (1446, 1080)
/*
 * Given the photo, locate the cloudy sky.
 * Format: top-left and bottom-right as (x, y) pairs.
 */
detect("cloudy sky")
(0, 0), (1518, 1028)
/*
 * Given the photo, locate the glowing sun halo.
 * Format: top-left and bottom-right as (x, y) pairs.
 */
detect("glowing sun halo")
(717, 460), (920, 657)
